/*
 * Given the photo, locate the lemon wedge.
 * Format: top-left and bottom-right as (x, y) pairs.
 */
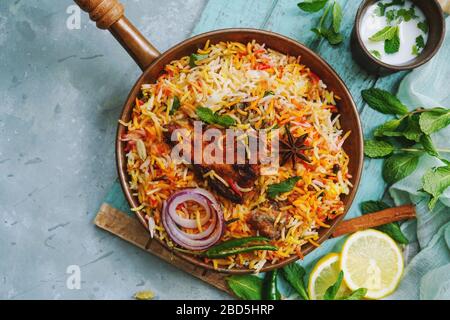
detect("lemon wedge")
(340, 229), (404, 299)
(308, 253), (352, 300)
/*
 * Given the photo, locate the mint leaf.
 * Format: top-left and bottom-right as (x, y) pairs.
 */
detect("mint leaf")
(332, 1), (342, 33)
(402, 114), (422, 142)
(341, 288), (367, 300)
(189, 53), (208, 68)
(361, 200), (390, 213)
(227, 275), (263, 300)
(215, 115), (236, 127)
(384, 27), (400, 54)
(169, 96), (181, 115)
(321, 28), (344, 45)
(196, 106), (236, 128)
(362, 88), (409, 115)
(417, 21), (428, 33)
(378, 223), (410, 244)
(419, 108), (450, 135)
(369, 26), (398, 42)
(420, 135), (440, 158)
(364, 139), (394, 158)
(374, 119), (402, 137)
(370, 50), (382, 59)
(311, 3), (344, 45)
(318, 2), (332, 29)
(195, 106), (215, 122)
(324, 271), (343, 300)
(281, 263), (309, 300)
(383, 153), (421, 184)
(361, 200), (409, 244)
(297, 0), (328, 13)
(422, 165), (450, 210)
(267, 177), (301, 199)
(412, 45), (420, 56)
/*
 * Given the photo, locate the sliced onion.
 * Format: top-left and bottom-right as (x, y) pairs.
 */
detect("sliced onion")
(166, 190), (211, 228)
(162, 188), (224, 251)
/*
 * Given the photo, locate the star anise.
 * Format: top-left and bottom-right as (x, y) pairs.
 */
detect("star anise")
(279, 126), (313, 167)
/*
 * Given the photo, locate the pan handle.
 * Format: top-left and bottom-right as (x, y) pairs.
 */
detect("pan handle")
(74, 0), (160, 71)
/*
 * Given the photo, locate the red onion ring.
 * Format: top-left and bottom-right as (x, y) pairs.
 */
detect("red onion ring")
(166, 191), (211, 228)
(162, 188), (224, 250)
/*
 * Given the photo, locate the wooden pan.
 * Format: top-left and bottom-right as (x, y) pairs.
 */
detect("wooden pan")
(74, 0), (364, 274)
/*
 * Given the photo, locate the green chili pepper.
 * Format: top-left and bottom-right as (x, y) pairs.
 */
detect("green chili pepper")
(205, 236), (270, 255)
(263, 269), (281, 300)
(172, 236), (278, 259)
(205, 245), (278, 259)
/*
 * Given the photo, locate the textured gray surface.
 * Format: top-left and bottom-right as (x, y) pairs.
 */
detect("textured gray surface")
(0, 0), (229, 300)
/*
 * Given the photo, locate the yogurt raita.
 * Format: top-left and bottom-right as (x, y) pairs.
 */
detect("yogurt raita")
(360, 0), (429, 65)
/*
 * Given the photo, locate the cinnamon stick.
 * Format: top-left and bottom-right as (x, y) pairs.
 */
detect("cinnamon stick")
(332, 204), (416, 238)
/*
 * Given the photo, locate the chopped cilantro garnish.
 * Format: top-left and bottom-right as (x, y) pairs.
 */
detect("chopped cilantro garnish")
(396, 6), (418, 22)
(417, 21), (428, 34)
(416, 35), (425, 49)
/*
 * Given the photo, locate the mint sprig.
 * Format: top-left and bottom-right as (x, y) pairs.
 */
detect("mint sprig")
(362, 87), (450, 209)
(267, 176), (301, 199)
(422, 165), (450, 210)
(281, 263), (309, 300)
(227, 275), (263, 300)
(369, 26), (398, 42)
(324, 271), (366, 300)
(297, 0), (328, 13)
(306, 1), (344, 46)
(364, 140), (394, 158)
(362, 88), (408, 115)
(383, 153), (421, 184)
(196, 106), (236, 128)
(384, 27), (400, 54)
(419, 108), (450, 135)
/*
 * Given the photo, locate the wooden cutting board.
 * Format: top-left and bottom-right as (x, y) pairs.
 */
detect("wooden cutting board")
(94, 203), (232, 295)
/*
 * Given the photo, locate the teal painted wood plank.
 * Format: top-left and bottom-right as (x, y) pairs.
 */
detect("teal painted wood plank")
(191, 0), (278, 34)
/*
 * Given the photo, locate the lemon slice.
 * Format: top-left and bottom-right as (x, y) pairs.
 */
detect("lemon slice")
(308, 253), (352, 300)
(340, 229), (404, 299)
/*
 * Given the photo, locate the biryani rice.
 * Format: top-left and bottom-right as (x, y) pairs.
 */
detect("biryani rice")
(121, 40), (352, 272)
